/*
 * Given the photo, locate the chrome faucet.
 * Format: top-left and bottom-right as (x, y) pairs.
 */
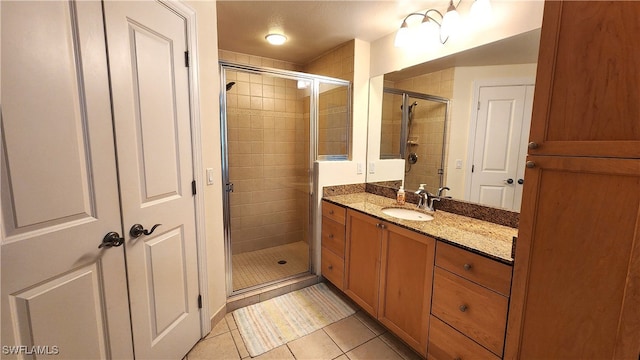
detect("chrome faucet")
(414, 184), (429, 210)
(437, 186), (450, 198)
(427, 186), (451, 212)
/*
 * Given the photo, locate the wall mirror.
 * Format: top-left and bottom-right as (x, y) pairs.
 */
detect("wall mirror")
(366, 29), (541, 212)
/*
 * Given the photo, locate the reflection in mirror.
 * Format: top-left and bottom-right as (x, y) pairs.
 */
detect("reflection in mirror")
(380, 87), (449, 194)
(366, 30), (541, 212)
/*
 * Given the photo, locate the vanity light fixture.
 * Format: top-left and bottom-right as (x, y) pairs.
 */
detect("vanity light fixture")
(394, 0), (491, 49)
(265, 33), (287, 45)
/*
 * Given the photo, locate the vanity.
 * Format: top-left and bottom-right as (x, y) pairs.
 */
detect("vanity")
(320, 190), (517, 359)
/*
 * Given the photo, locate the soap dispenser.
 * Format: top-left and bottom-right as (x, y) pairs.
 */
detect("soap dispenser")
(397, 184), (406, 205)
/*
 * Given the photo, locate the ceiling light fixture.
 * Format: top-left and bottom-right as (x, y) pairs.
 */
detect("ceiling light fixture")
(394, 0), (492, 49)
(265, 33), (287, 45)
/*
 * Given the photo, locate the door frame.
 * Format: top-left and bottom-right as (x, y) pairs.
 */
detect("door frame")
(158, 0), (210, 336)
(464, 77), (535, 203)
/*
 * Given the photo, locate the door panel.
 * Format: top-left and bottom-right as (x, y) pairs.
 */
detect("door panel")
(470, 85), (531, 210)
(1, 1), (133, 359)
(104, 2), (201, 358)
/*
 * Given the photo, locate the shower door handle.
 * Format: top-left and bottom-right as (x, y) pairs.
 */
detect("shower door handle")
(226, 183), (234, 192)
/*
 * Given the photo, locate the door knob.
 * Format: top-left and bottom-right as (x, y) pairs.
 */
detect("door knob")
(129, 224), (161, 238)
(504, 178), (514, 184)
(518, 178), (524, 185)
(99, 232), (124, 249)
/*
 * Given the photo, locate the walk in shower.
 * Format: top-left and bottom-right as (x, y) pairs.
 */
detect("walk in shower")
(380, 88), (449, 193)
(220, 61), (350, 295)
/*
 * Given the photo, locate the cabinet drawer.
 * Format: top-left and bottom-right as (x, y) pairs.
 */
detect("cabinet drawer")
(322, 217), (345, 258)
(428, 316), (500, 360)
(431, 267), (508, 356)
(322, 201), (346, 225)
(436, 241), (512, 296)
(321, 247), (344, 290)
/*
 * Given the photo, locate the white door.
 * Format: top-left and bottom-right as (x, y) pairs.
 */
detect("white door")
(1, 2), (134, 359)
(469, 85), (534, 211)
(104, 1), (201, 359)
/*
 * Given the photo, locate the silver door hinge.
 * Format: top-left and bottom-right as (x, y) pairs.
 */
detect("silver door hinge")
(225, 183), (234, 192)
(192, 180), (196, 195)
(197, 294), (202, 309)
(477, 101), (481, 110)
(471, 164), (475, 173)
(184, 51), (190, 67)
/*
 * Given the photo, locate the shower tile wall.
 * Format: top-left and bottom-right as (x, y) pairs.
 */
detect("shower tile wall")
(304, 41), (354, 157)
(220, 51), (309, 255)
(388, 68), (454, 193)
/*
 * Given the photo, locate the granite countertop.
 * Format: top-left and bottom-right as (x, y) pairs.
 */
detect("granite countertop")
(323, 192), (517, 265)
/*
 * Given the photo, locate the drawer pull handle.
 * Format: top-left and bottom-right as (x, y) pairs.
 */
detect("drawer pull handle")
(463, 263), (472, 271)
(329, 210), (334, 214)
(328, 234), (334, 239)
(459, 304), (468, 312)
(376, 223), (387, 229)
(328, 265), (333, 270)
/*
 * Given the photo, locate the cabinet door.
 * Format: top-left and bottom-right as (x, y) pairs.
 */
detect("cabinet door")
(344, 209), (382, 317)
(506, 156), (640, 358)
(378, 223), (435, 356)
(529, 1), (640, 158)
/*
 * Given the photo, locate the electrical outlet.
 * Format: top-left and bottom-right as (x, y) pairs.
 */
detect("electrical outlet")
(455, 159), (463, 169)
(368, 162), (376, 174)
(356, 163), (363, 174)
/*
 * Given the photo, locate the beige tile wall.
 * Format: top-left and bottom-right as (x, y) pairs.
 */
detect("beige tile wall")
(385, 68), (454, 193)
(220, 50), (310, 254)
(304, 41), (354, 158)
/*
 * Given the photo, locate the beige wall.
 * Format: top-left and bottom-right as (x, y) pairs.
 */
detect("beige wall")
(186, 0), (226, 325)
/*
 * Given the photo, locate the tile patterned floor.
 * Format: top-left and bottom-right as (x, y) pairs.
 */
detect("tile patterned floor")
(186, 286), (423, 360)
(233, 241), (310, 291)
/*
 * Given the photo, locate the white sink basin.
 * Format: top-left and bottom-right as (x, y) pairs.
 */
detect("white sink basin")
(381, 207), (434, 222)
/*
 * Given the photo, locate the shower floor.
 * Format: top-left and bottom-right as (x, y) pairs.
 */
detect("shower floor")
(232, 241), (309, 291)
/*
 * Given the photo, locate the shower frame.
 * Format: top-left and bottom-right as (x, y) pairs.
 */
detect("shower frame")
(382, 87), (450, 189)
(219, 61), (351, 296)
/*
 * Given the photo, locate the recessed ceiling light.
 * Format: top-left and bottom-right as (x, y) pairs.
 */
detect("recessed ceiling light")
(265, 33), (287, 45)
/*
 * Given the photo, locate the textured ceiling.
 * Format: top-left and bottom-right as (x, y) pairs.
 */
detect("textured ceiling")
(216, 1), (541, 68)
(216, 0), (442, 64)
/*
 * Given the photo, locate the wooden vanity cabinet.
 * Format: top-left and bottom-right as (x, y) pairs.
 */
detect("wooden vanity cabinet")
(321, 201), (346, 290)
(429, 242), (512, 359)
(344, 209), (435, 356)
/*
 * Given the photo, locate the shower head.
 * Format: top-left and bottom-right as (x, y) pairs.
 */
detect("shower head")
(226, 82), (236, 91)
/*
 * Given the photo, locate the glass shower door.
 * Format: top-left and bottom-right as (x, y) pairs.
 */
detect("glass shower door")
(221, 65), (312, 293)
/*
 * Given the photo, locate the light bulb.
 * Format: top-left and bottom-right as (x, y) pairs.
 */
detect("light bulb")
(441, 1), (461, 41)
(418, 18), (442, 48)
(394, 21), (410, 48)
(265, 34), (287, 45)
(471, 0), (493, 25)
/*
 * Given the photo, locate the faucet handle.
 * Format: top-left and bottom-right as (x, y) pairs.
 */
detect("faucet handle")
(437, 186), (450, 197)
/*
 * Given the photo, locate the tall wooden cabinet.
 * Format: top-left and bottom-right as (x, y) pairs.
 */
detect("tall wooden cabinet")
(505, 1), (640, 358)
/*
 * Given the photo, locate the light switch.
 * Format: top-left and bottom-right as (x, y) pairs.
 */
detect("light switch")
(206, 168), (214, 185)
(356, 163), (363, 175)
(368, 162), (376, 174)
(455, 159), (463, 169)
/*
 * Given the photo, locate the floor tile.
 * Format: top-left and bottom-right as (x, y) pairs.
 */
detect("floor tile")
(287, 329), (343, 360)
(225, 312), (238, 330)
(354, 311), (387, 336)
(231, 329), (250, 359)
(324, 315), (376, 352)
(206, 317), (230, 339)
(379, 333), (423, 360)
(188, 332), (240, 360)
(346, 338), (403, 360)
(252, 344), (295, 360)
(333, 355), (349, 360)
